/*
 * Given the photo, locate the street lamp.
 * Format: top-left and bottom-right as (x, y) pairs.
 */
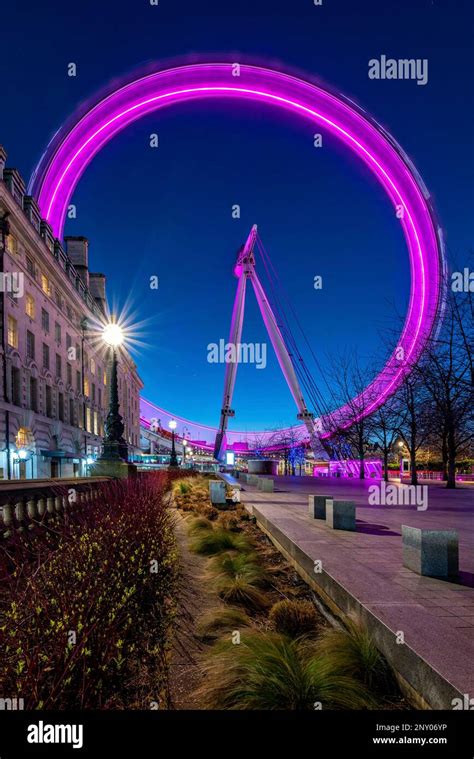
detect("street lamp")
(96, 320), (127, 465)
(182, 438), (187, 467)
(168, 419), (178, 467)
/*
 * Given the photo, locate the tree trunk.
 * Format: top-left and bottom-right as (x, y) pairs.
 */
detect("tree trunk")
(410, 448), (418, 486)
(441, 433), (448, 482)
(446, 426), (456, 489)
(383, 450), (389, 482)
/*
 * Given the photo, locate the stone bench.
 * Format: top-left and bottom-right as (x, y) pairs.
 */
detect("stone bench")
(326, 500), (356, 531)
(402, 526), (459, 578)
(247, 474), (259, 486)
(209, 480), (226, 505)
(257, 478), (274, 492)
(308, 494), (333, 519)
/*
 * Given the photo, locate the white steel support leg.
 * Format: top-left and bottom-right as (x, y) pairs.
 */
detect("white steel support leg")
(214, 273), (247, 460)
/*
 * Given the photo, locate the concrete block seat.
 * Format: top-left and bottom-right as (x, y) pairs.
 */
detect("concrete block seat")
(308, 494), (333, 519)
(257, 478), (274, 492)
(402, 526), (459, 578)
(326, 499), (356, 531)
(209, 480), (226, 505)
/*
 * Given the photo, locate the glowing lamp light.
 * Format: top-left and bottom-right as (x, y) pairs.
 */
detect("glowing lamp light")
(86, 456), (95, 465)
(168, 419), (177, 431)
(102, 322), (124, 347)
(183, 439), (188, 447)
(18, 449), (28, 460)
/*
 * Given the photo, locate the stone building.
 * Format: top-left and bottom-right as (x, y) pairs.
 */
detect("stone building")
(0, 146), (143, 480)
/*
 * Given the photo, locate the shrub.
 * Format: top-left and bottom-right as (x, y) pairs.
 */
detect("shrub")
(196, 607), (251, 642)
(269, 600), (319, 638)
(217, 513), (241, 532)
(315, 618), (395, 693)
(190, 528), (252, 556)
(188, 517), (214, 536)
(195, 631), (376, 710)
(0, 473), (178, 709)
(214, 574), (270, 612)
(208, 551), (270, 588)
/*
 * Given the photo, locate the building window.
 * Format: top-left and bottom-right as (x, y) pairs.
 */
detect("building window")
(26, 330), (35, 360)
(103, 369), (107, 385)
(43, 343), (50, 370)
(75, 343), (80, 362)
(98, 388), (102, 408)
(78, 402), (84, 429)
(26, 256), (36, 278)
(69, 398), (75, 425)
(67, 363), (72, 386)
(84, 376), (90, 397)
(41, 308), (49, 333)
(11, 367), (21, 405)
(45, 385), (53, 418)
(93, 410), (99, 436)
(92, 383), (96, 402)
(7, 315), (18, 348)
(76, 370), (81, 393)
(54, 322), (61, 344)
(6, 235), (18, 255)
(30, 377), (38, 412)
(16, 427), (33, 448)
(90, 357), (95, 375)
(58, 392), (64, 422)
(25, 294), (35, 319)
(41, 273), (51, 296)
(55, 354), (62, 379)
(54, 289), (63, 310)
(66, 333), (72, 350)
(86, 406), (92, 433)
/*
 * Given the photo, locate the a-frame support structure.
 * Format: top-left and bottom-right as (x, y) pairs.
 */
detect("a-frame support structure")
(214, 225), (319, 461)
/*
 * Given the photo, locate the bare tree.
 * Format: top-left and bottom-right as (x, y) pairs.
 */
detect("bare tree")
(417, 288), (474, 488)
(326, 352), (375, 479)
(393, 371), (432, 486)
(370, 395), (400, 482)
(268, 426), (304, 475)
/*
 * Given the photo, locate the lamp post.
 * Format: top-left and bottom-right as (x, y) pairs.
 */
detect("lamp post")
(182, 438), (187, 467)
(169, 419), (178, 467)
(93, 321), (132, 477)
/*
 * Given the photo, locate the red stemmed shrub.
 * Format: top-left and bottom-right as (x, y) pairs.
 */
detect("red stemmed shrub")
(0, 472), (179, 709)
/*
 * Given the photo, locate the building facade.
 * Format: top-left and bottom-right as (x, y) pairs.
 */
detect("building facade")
(0, 146), (143, 480)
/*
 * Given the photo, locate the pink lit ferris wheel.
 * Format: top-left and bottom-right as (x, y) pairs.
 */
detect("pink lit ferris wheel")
(29, 62), (446, 456)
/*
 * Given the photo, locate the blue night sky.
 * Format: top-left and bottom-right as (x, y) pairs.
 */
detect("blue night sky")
(1, 0), (472, 431)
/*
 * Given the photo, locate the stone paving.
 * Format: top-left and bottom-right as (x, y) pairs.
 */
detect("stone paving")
(234, 474), (474, 707)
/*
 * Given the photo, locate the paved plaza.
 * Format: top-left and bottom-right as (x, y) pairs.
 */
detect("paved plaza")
(235, 475), (474, 708)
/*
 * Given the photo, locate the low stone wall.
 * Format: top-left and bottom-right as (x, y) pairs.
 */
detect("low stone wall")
(0, 478), (110, 540)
